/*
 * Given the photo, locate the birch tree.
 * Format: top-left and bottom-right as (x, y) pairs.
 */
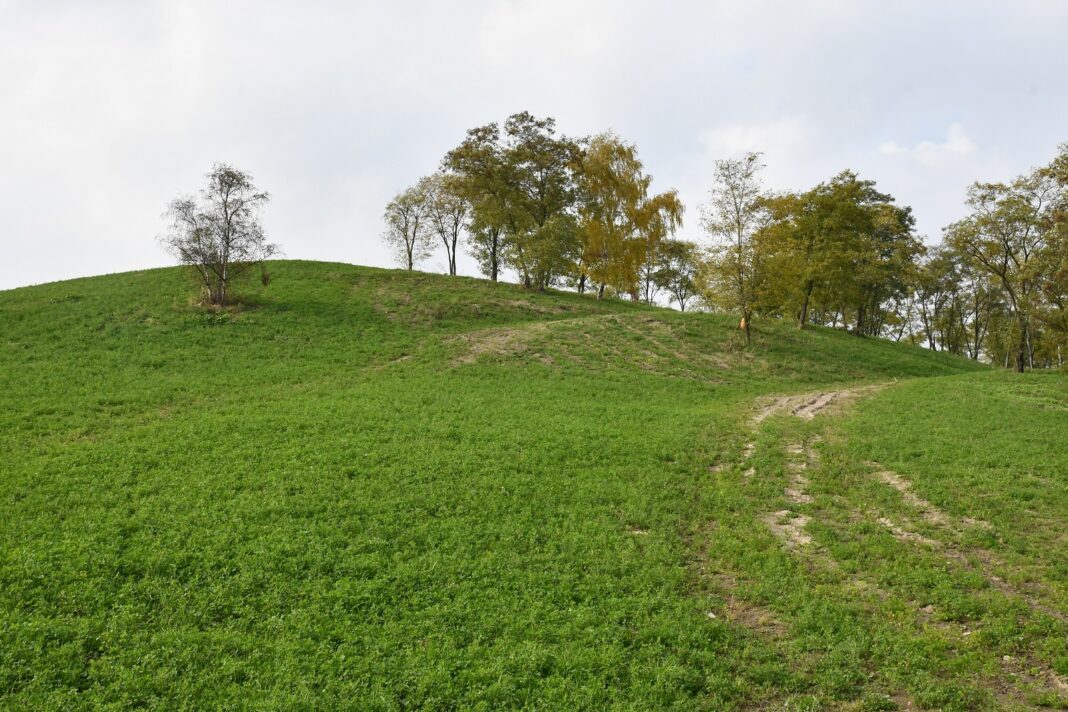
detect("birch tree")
(383, 183), (434, 270)
(577, 133), (682, 299)
(700, 153), (765, 344)
(423, 173), (469, 276)
(161, 163), (275, 306)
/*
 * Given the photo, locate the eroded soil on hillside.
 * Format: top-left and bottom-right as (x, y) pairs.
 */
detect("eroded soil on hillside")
(449, 312), (737, 379)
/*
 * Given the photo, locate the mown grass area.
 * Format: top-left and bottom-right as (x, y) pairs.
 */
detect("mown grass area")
(6, 259), (1060, 710)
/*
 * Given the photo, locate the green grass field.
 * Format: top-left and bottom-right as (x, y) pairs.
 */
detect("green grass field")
(2, 260), (1066, 710)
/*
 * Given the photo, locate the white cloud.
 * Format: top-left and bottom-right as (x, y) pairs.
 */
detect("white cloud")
(879, 123), (977, 165)
(2, 1), (1067, 289)
(698, 119), (808, 161)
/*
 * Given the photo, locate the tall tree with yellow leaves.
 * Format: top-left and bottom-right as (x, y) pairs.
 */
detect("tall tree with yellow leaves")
(576, 134), (682, 299)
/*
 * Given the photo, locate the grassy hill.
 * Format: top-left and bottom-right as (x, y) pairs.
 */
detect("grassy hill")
(1, 260), (1065, 710)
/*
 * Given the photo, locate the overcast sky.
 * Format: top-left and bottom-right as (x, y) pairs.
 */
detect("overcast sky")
(1, 0), (1066, 290)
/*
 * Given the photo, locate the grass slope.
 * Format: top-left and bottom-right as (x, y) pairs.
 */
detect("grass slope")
(2, 260), (1062, 710)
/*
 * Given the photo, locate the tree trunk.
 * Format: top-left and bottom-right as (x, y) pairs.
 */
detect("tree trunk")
(919, 302), (936, 350)
(972, 319), (984, 360)
(488, 228), (500, 282)
(597, 283), (606, 300)
(797, 281), (814, 329)
(743, 310), (752, 346)
(1016, 318), (1029, 372)
(218, 259), (229, 306)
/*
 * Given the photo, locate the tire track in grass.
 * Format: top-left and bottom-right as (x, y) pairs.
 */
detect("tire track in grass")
(865, 462), (1068, 628)
(763, 439), (818, 550)
(750, 384), (888, 426)
(744, 386), (971, 707)
(747, 382), (1068, 706)
(835, 474), (1068, 706)
(867, 464), (992, 532)
(798, 426), (1068, 704)
(751, 432), (923, 708)
(707, 384), (1009, 707)
(748, 385), (879, 556)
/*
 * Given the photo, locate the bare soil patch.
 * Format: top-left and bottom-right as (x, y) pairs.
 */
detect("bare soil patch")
(784, 442), (813, 505)
(450, 322), (551, 365)
(763, 510), (812, 548)
(751, 384), (887, 425)
(867, 463), (992, 532)
(709, 573), (789, 640)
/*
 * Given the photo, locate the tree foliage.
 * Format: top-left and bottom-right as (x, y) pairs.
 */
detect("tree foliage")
(162, 163), (276, 306)
(653, 239), (700, 312)
(699, 152), (766, 343)
(388, 113), (1067, 371)
(441, 112), (582, 289)
(576, 133), (683, 299)
(422, 173), (469, 276)
(944, 157), (1061, 370)
(753, 171), (920, 331)
(434, 115), (681, 297)
(443, 124), (510, 281)
(383, 182), (434, 271)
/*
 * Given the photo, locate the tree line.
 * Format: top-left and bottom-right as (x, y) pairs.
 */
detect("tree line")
(155, 114), (1066, 372)
(697, 145), (1067, 370)
(384, 112), (1067, 369)
(383, 113), (692, 307)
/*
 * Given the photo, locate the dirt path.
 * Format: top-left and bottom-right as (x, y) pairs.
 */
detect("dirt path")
(728, 382), (1068, 705)
(866, 463), (1067, 627)
(783, 442), (813, 505)
(746, 386), (885, 551)
(751, 383), (888, 425)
